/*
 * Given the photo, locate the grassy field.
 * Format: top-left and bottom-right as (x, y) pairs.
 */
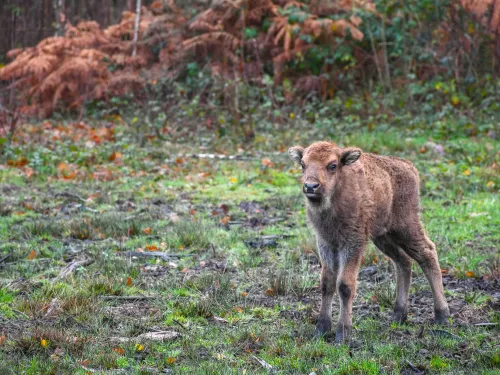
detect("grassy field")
(0, 112), (499, 374)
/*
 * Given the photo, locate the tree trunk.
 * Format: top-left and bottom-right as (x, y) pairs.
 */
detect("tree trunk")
(132, 0), (141, 57)
(53, 0), (66, 36)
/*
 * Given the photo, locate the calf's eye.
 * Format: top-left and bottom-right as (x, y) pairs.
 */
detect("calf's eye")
(300, 162), (305, 172)
(327, 163), (337, 171)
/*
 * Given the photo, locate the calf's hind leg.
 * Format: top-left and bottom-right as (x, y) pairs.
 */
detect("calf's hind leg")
(373, 235), (412, 323)
(395, 225), (450, 324)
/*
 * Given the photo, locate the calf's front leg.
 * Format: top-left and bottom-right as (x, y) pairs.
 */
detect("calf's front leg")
(315, 264), (336, 338)
(335, 247), (363, 343)
(315, 241), (338, 339)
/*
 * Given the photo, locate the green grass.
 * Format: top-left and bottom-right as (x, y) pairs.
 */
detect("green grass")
(0, 106), (498, 374)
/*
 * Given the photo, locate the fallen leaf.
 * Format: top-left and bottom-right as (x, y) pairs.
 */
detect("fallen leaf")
(189, 208), (196, 215)
(112, 347), (124, 355)
(241, 291), (248, 297)
(264, 288), (276, 297)
(219, 216), (230, 225)
(451, 95), (460, 106)
(8, 157), (29, 168)
(486, 181), (495, 188)
(261, 158), (274, 168)
(463, 169), (471, 176)
(28, 250), (37, 261)
(142, 227), (152, 235)
(109, 152), (122, 163)
(126, 277), (133, 286)
(0, 333), (5, 345)
(465, 271), (475, 278)
(167, 357), (176, 364)
(78, 359), (89, 366)
(145, 245), (158, 251)
(58, 162), (69, 171)
(24, 167), (34, 178)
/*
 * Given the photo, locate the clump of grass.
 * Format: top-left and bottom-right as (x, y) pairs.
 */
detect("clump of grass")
(167, 219), (212, 250)
(0, 203), (13, 217)
(269, 193), (302, 212)
(14, 281), (102, 319)
(268, 268), (317, 298)
(22, 219), (66, 239)
(69, 213), (149, 240)
(370, 280), (395, 309)
(175, 273), (240, 318)
(0, 287), (16, 318)
(13, 328), (88, 357)
(69, 217), (96, 240)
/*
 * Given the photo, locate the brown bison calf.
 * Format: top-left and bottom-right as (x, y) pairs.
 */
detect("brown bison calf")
(289, 142), (450, 343)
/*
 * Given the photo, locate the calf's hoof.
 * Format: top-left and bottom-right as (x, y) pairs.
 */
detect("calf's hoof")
(434, 308), (451, 325)
(335, 324), (352, 344)
(391, 307), (408, 324)
(314, 318), (331, 339)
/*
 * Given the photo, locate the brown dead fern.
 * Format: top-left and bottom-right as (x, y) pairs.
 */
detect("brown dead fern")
(0, 7), (157, 117)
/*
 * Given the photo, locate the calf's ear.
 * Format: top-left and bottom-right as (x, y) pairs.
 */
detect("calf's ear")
(340, 148), (362, 166)
(288, 146), (304, 164)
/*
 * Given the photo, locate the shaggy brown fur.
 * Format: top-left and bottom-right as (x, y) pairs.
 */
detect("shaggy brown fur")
(289, 141), (450, 343)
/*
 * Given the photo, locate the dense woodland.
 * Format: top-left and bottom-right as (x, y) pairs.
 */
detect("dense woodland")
(0, 0), (152, 58)
(0, 0), (499, 119)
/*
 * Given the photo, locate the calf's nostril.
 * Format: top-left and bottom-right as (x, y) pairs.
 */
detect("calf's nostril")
(304, 183), (320, 192)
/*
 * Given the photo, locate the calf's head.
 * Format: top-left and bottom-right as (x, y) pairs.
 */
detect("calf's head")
(288, 142), (361, 203)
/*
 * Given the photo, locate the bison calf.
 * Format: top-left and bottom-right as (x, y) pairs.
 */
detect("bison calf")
(289, 142), (450, 343)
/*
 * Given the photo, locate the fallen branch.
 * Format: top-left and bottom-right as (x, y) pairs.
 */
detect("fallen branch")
(405, 360), (424, 375)
(119, 251), (193, 261)
(173, 319), (188, 330)
(55, 192), (86, 203)
(57, 257), (93, 279)
(99, 295), (156, 301)
(252, 355), (275, 373)
(474, 322), (499, 327)
(416, 321), (426, 338)
(108, 330), (180, 344)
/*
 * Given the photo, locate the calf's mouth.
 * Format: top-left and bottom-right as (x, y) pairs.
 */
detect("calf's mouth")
(305, 192), (322, 202)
